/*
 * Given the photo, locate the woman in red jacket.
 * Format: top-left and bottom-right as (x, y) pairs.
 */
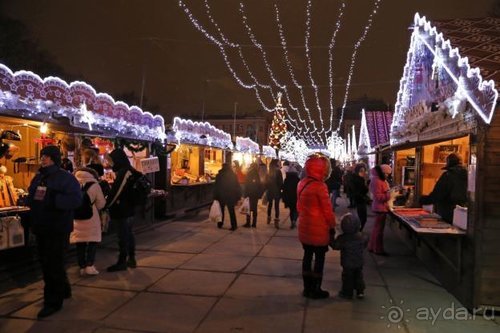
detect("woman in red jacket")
(297, 154), (336, 299)
(367, 164), (392, 255)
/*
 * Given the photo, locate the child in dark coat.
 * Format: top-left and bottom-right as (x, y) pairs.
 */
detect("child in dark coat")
(332, 213), (367, 299)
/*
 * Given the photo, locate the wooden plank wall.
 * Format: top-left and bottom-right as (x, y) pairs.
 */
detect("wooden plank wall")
(477, 106), (500, 308)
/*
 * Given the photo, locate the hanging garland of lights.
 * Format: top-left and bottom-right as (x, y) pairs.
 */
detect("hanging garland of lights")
(179, 0), (383, 146)
(268, 93), (287, 150)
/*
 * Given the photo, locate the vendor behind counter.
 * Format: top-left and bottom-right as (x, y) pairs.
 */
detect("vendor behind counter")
(419, 153), (467, 223)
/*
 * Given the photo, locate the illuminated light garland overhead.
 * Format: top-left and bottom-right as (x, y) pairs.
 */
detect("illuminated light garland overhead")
(179, 1), (384, 146)
(305, 0), (326, 140)
(179, 0), (275, 113)
(238, 2), (318, 140)
(273, 2), (322, 140)
(327, 0), (346, 134)
(336, 0), (383, 132)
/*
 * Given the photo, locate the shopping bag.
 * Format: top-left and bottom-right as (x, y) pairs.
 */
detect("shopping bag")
(261, 191), (268, 206)
(6, 216), (24, 248)
(100, 209), (111, 233)
(239, 197), (250, 215)
(209, 200), (222, 223)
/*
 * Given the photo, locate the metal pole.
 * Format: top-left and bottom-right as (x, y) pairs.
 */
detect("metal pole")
(233, 101), (238, 140)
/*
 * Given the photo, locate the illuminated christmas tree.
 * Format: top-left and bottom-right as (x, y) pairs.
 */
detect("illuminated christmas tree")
(268, 92), (287, 150)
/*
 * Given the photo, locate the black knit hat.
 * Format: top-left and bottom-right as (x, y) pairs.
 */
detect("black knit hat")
(40, 145), (62, 166)
(443, 153), (461, 170)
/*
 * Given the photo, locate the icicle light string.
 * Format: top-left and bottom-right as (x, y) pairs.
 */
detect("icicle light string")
(328, 0), (346, 134)
(238, 1), (319, 139)
(189, 0), (312, 139)
(336, 0), (383, 132)
(305, 0), (326, 141)
(179, 0), (276, 113)
(274, 3), (312, 128)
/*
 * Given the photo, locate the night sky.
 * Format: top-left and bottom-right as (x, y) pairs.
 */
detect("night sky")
(1, 0), (496, 128)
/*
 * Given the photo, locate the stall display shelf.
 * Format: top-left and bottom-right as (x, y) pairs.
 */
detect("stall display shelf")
(391, 208), (465, 235)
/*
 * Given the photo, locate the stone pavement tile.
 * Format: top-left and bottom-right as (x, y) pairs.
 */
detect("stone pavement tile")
(151, 233), (224, 253)
(226, 274), (305, 301)
(387, 286), (462, 315)
(226, 231), (273, 245)
(405, 314), (500, 333)
(243, 257), (302, 278)
(274, 227), (298, 237)
(11, 285), (136, 320)
(380, 267), (442, 291)
(148, 270), (236, 296)
(135, 251), (195, 269)
(307, 283), (392, 316)
(104, 292), (216, 333)
(0, 318), (101, 333)
(196, 297), (304, 333)
(203, 239), (263, 256)
(76, 267), (169, 291)
(258, 237), (303, 260)
(305, 308), (402, 333)
(0, 283), (42, 315)
(322, 264), (384, 287)
(371, 253), (427, 271)
(94, 328), (150, 333)
(135, 230), (191, 250)
(180, 253), (253, 272)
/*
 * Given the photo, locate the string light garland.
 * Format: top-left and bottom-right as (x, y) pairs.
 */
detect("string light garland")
(328, 0), (346, 134)
(179, 0), (384, 146)
(305, 0), (326, 140)
(336, 0), (383, 132)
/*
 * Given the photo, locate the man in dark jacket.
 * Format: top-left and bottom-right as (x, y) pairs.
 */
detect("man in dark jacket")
(27, 145), (82, 318)
(281, 165), (300, 229)
(420, 153), (467, 223)
(214, 163), (242, 231)
(332, 213), (367, 299)
(106, 148), (139, 271)
(243, 163), (263, 228)
(325, 159), (343, 207)
(349, 163), (369, 230)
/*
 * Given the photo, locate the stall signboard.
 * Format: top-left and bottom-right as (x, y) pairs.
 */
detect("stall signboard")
(140, 157), (160, 174)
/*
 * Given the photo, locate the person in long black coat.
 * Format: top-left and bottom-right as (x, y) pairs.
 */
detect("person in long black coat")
(265, 159), (283, 228)
(214, 163), (242, 230)
(281, 165), (300, 229)
(349, 163), (369, 230)
(243, 162), (263, 228)
(420, 153), (467, 223)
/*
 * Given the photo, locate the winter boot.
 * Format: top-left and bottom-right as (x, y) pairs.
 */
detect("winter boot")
(274, 218), (280, 229)
(127, 256), (137, 268)
(302, 271), (314, 298)
(309, 274), (330, 299)
(290, 220), (296, 229)
(107, 253), (127, 272)
(243, 216), (251, 228)
(267, 216), (271, 224)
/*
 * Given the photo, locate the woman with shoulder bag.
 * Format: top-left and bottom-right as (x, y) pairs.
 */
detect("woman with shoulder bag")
(70, 167), (106, 276)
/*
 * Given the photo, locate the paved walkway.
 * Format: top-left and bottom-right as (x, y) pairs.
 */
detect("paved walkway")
(0, 197), (499, 333)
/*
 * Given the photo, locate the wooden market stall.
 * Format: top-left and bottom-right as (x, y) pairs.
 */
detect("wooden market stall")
(387, 14), (500, 311)
(233, 136), (260, 172)
(161, 117), (232, 217)
(0, 62), (166, 253)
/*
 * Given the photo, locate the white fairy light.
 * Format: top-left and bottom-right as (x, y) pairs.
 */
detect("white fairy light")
(328, 0), (346, 134)
(336, 0), (383, 132)
(305, 0), (326, 140)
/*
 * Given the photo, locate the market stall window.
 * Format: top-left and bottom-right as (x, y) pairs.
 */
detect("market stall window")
(421, 136), (469, 195)
(171, 144), (213, 185)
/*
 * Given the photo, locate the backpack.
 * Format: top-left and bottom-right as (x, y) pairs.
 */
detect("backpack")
(128, 171), (152, 206)
(74, 182), (94, 220)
